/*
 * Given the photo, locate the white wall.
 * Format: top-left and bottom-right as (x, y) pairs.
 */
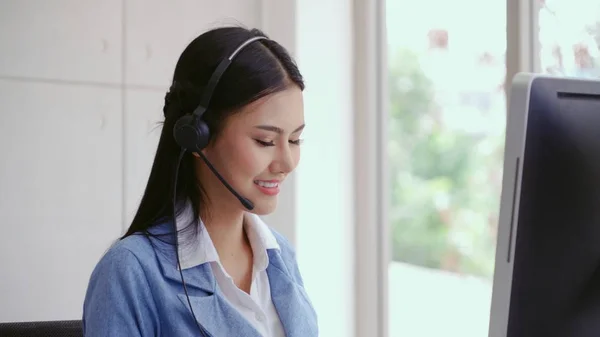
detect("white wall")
(0, 1), (124, 322)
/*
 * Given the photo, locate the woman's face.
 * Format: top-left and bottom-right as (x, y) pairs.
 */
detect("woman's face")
(198, 85), (305, 215)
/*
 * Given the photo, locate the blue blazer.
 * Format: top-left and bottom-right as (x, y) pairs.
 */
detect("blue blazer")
(82, 221), (318, 337)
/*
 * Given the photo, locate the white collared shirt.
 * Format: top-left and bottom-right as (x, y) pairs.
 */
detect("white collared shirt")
(177, 209), (285, 337)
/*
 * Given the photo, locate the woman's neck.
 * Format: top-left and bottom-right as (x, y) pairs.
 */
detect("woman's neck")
(202, 208), (254, 293)
(201, 208), (248, 258)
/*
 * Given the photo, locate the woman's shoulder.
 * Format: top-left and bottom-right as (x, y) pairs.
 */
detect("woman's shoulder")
(91, 223), (175, 279)
(88, 235), (154, 285)
(105, 235), (152, 262)
(83, 230), (164, 336)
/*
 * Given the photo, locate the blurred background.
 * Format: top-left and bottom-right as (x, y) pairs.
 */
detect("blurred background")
(1, 0), (599, 336)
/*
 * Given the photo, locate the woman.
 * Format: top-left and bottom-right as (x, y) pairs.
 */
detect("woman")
(82, 26), (318, 337)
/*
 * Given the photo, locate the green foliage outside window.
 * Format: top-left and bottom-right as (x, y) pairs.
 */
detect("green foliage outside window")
(388, 48), (505, 279)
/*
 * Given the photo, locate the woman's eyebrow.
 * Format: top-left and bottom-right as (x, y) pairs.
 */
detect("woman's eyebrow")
(254, 124), (305, 134)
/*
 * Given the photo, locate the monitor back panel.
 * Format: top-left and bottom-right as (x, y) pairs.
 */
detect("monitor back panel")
(508, 76), (600, 337)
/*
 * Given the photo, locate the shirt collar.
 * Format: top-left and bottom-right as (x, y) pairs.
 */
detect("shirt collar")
(175, 203), (280, 271)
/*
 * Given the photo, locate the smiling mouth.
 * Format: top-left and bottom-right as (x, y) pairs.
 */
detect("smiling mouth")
(254, 180), (281, 196)
(254, 180), (279, 188)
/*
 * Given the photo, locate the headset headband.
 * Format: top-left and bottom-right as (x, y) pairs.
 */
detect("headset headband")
(191, 36), (268, 119)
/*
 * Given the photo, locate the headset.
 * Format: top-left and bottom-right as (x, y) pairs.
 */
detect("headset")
(170, 35), (267, 337)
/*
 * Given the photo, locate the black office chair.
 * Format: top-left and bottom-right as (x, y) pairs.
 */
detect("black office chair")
(0, 320), (83, 337)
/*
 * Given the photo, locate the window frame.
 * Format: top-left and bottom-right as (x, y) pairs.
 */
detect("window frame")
(353, 0), (390, 336)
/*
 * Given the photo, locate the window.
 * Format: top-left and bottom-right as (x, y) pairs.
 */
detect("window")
(538, 0), (600, 78)
(385, 0), (506, 335)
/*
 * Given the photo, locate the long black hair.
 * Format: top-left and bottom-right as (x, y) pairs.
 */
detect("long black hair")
(122, 26), (304, 239)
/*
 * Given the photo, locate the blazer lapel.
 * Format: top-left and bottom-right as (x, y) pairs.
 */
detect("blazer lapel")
(267, 250), (319, 337)
(177, 288), (263, 337)
(152, 232), (215, 293)
(156, 249), (262, 337)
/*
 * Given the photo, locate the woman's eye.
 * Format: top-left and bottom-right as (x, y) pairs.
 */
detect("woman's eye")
(254, 138), (304, 147)
(255, 139), (275, 147)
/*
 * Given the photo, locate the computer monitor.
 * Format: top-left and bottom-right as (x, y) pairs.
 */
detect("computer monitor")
(489, 73), (600, 337)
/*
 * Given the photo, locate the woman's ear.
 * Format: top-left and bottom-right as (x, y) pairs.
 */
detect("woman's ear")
(191, 146), (210, 158)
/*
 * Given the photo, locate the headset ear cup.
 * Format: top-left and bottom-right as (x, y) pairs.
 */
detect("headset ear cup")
(173, 115), (200, 152)
(173, 114), (212, 152)
(195, 121), (211, 150)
